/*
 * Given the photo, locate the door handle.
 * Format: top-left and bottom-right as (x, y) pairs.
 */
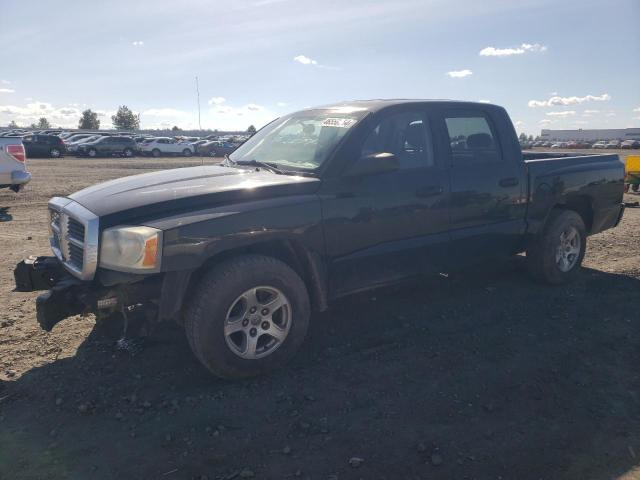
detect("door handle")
(499, 177), (519, 188)
(416, 186), (444, 198)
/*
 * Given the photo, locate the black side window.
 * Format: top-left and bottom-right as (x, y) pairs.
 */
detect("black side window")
(444, 114), (501, 165)
(361, 111), (434, 169)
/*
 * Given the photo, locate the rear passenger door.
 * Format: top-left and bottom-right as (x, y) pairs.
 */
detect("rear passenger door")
(434, 109), (526, 265)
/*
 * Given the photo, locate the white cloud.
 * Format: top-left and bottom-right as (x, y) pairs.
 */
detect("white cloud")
(0, 88), (15, 93)
(293, 55), (318, 66)
(633, 107), (640, 113)
(1, 80), (10, 85)
(143, 108), (190, 117)
(546, 111), (576, 117)
(539, 119), (554, 125)
(605, 112), (616, 117)
(514, 120), (524, 127)
(528, 93), (610, 108)
(478, 99), (491, 103)
(276, 102), (287, 107)
(132, 41), (144, 46)
(208, 102), (275, 130)
(0, 101), (87, 127)
(447, 69), (472, 78)
(479, 43), (547, 57)
(571, 120), (589, 125)
(583, 109), (599, 114)
(208, 97), (226, 105)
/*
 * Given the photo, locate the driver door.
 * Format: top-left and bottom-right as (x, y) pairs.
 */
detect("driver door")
(321, 106), (450, 297)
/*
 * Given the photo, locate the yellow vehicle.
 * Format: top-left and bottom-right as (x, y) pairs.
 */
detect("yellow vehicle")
(625, 155), (640, 192)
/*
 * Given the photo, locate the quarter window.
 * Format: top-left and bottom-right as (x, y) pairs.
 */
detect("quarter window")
(444, 114), (501, 164)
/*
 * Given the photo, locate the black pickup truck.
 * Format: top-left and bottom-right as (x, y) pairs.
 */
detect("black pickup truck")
(14, 100), (625, 378)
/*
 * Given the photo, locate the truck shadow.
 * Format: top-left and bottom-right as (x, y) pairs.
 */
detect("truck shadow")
(2, 262), (640, 479)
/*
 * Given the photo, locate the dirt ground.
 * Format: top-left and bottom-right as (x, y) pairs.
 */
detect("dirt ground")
(1, 150), (639, 480)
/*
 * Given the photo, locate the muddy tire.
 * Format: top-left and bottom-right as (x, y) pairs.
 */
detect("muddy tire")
(526, 209), (587, 284)
(184, 255), (310, 379)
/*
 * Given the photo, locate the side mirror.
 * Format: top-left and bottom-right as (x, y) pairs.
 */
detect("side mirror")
(346, 152), (399, 177)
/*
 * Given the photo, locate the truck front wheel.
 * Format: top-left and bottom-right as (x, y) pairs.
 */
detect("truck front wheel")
(184, 255), (310, 378)
(526, 209), (587, 284)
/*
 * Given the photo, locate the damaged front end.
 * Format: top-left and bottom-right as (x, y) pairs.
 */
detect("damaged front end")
(14, 255), (162, 332)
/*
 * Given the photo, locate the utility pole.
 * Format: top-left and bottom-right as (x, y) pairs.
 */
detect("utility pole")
(195, 76), (202, 131)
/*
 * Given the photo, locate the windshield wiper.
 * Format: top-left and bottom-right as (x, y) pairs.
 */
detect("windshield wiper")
(234, 159), (284, 175)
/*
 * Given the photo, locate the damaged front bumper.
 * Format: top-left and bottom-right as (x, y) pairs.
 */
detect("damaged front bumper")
(14, 256), (162, 331)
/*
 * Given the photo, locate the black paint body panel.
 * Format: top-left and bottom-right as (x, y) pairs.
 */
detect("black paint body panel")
(60, 100), (625, 304)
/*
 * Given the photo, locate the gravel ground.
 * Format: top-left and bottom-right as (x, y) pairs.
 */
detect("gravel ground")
(1, 151), (639, 480)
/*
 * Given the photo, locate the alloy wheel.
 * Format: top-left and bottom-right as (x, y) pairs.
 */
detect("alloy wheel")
(223, 286), (291, 359)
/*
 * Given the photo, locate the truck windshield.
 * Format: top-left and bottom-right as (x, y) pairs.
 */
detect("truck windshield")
(229, 108), (369, 171)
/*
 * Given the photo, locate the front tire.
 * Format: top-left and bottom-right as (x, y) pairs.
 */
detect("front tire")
(526, 209), (587, 284)
(152, 148), (161, 158)
(184, 255), (310, 379)
(182, 148), (192, 157)
(123, 148), (134, 157)
(50, 148), (61, 158)
(88, 148), (97, 158)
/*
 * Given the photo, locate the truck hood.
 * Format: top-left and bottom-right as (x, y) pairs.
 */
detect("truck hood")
(69, 165), (320, 225)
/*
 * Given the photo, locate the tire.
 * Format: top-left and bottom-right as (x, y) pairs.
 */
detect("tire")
(152, 149), (161, 158)
(123, 148), (134, 157)
(50, 148), (61, 158)
(88, 148), (97, 158)
(209, 150), (218, 157)
(632, 184), (640, 193)
(182, 148), (192, 157)
(184, 254), (311, 379)
(526, 209), (587, 284)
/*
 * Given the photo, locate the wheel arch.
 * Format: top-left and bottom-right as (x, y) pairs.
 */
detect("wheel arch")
(175, 239), (328, 319)
(551, 194), (594, 233)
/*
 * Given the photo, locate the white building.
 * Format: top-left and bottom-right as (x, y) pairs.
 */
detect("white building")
(540, 128), (640, 142)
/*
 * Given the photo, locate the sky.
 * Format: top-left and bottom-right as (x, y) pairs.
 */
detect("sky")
(0, 0), (639, 135)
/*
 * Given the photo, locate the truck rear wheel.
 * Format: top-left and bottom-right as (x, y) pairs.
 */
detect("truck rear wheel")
(526, 209), (586, 284)
(184, 254), (310, 379)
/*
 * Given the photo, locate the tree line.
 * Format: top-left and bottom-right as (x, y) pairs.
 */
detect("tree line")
(7, 105), (257, 133)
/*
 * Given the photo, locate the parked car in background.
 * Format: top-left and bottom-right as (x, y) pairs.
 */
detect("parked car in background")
(566, 141), (589, 149)
(22, 134), (66, 158)
(76, 136), (138, 157)
(140, 137), (195, 157)
(621, 140), (640, 149)
(0, 138), (30, 192)
(551, 142), (568, 148)
(605, 140), (621, 149)
(64, 133), (99, 145)
(190, 139), (209, 151)
(197, 140), (240, 157)
(66, 135), (102, 153)
(592, 141), (608, 149)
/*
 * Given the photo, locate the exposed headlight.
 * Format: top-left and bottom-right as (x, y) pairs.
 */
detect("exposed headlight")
(99, 226), (162, 273)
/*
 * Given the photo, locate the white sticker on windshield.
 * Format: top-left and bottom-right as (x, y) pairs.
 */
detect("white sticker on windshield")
(322, 117), (357, 128)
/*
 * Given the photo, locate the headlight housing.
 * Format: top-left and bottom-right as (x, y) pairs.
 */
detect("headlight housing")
(99, 226), (162, 273)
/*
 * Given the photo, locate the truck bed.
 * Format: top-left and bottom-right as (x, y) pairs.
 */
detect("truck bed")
(522, 151), (625, 236)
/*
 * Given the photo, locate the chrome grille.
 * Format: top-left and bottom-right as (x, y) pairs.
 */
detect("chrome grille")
(48, 197), (99, 280)
(67, 218), (85, 242)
